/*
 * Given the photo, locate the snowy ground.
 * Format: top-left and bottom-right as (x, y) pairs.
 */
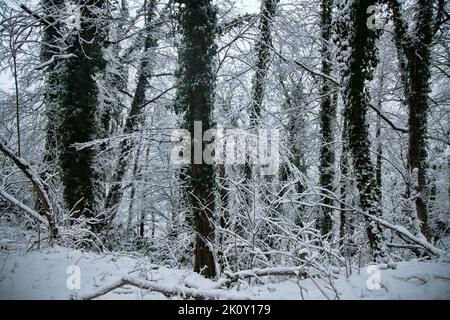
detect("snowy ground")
(1, 243), (449, 300)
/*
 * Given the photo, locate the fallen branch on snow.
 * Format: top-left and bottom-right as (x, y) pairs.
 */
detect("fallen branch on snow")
(183, 264), (332, 292)
(216, 266), (310, 288)
(80, 264), (334, 300)
(78, 276), (251, 300)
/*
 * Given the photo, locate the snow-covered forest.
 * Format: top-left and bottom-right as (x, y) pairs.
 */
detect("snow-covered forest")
(0, 0), (449, 300)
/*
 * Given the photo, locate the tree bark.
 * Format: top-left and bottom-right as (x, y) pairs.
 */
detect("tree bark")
(318, 0), (336, 236)
(336, 0), (385, 259)
(57, 0), (107, 230)
(174, 0), (218, 278)
(389, 0), (433, 239)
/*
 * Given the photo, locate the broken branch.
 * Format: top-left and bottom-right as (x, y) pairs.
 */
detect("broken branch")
(79, 276), (250, 300)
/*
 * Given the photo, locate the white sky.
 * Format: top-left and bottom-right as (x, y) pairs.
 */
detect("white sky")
(0, 71), (12, 93)
(236, 0), (260, 13)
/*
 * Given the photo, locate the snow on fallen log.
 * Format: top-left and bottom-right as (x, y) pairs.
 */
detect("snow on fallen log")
(78, 276), (251, 300)
(81, 264), (331, 299)
(216, 266), (310, 288)
(184, 265), (329, 291)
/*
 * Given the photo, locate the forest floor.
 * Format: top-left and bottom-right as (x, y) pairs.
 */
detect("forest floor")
(0, 224), (449, 300)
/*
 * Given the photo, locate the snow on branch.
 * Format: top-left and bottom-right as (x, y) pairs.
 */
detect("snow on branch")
(273, 48), (448, 147)
(317, 191), (446, 257)
(214, 266), (310, 288)
(272, 49), (340, 86)
(35, 54), (76, 70)
(80, 264), (331, 300)
(218, 13), (258, 35)
(0, 139), (58, 238)
(0, 188), (48, 225)
(78, 276), (251, 300)
(360, 210), (445, 257)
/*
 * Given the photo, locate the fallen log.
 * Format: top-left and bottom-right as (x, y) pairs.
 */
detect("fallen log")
(216, 266), (310, 288)
(78, 276), (251, 300)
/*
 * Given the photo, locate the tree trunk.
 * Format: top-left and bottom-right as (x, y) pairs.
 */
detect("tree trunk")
(125, 146), (141, 236)
(336, 0), (385, 259)
(38, 0), (65, 220)
(339, 117), (350, 249)
(318, 0), (336, 236)
(389, 0), (433, 239)
(174, 0), (218, 278)
(58, 0), (107, 229)
(375, 72), (384, 202)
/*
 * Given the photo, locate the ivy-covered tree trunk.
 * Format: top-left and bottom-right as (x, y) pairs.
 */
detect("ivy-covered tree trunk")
(339, 116), (353, 251)
(58, 0), (106, 226)
(37, 0), (65, 220)
(336, 0), (385, 259)
(389, 0), (433, 239)
(175, 0), (218, 278)
(318, 0), (336, 236)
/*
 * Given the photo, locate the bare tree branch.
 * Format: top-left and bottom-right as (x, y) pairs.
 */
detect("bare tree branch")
(0, 139), (58, 238)
(78, 276), (250, 300)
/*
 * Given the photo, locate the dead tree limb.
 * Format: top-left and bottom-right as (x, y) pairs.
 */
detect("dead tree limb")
(0, 139), (58, 238)
(79, 276), (250, 300)
(0, 188), (48, 225)
(216, 266), (310, 288)
(80, 265), (329, 300)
